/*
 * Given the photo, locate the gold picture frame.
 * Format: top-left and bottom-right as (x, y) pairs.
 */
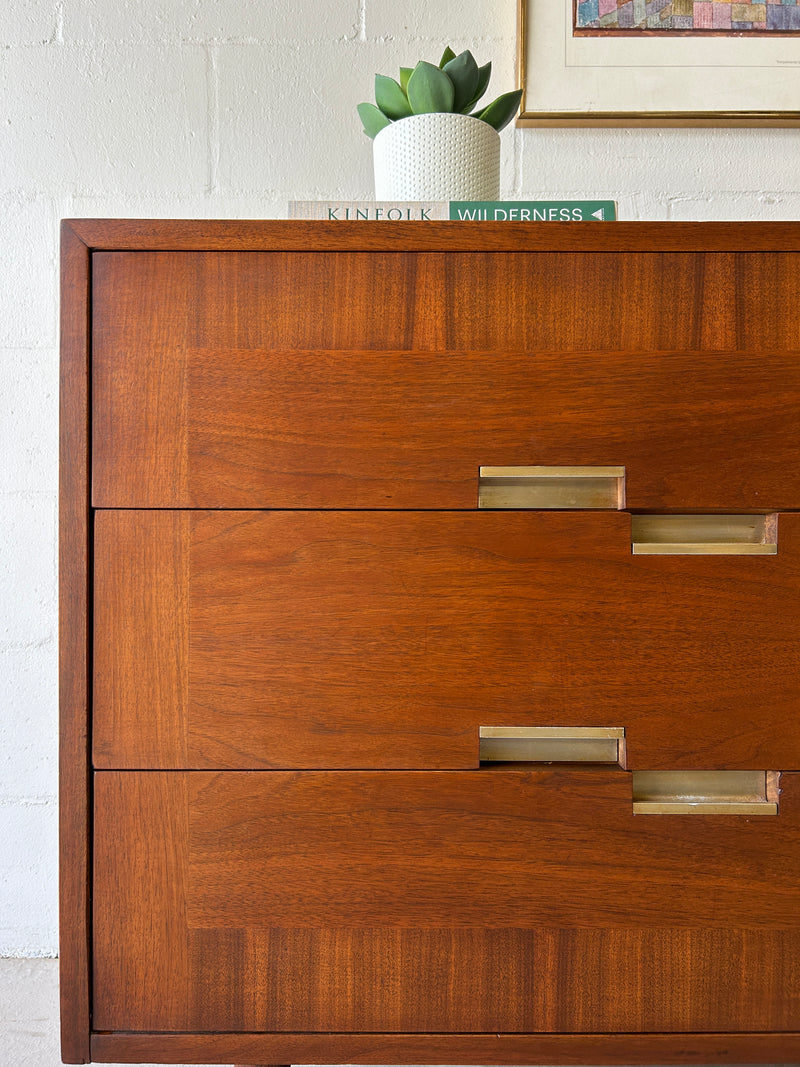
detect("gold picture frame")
(516, 0), (800, 125)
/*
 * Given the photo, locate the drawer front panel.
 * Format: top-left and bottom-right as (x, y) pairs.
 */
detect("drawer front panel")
(94, 509), (800, 770)
(92, 770), (800, 1033)
(92, 251), (800, 510)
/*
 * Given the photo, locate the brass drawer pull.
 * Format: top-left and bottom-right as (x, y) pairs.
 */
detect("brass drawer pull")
(632, 514), (777, 555)
(479, 466), (625, 510)
(480, 726), (625, 764)
(632, 770), (779, 814)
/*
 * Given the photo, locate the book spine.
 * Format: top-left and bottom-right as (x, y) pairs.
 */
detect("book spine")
(288, 201), (448, 220)
(450, 201), (617, 221)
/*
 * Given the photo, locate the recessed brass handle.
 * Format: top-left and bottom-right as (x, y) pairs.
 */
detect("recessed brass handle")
(479, 466), (625, 510)
(632, 770), (779, 814)
(480, 726), (625, 764)
(632, 514), (777, 555)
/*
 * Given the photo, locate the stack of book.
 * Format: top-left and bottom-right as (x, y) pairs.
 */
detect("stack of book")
(288, 200), (617, 221)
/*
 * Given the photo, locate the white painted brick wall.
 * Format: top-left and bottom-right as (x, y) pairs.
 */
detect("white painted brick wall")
(1, 0), (798, 973)
(66, 0), (361, 43)
(1, 43), (209, 194)
(3, 0), (61, 46)
(0, 195), (58, 348)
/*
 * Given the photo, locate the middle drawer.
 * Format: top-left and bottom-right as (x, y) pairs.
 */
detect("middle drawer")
(93, 510), (800, 770)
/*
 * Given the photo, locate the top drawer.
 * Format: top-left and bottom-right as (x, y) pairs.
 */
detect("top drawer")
(92, 249), (800, 510)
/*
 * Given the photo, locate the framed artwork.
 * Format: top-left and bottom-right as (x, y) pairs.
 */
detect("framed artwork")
(516, 0), (800, 124)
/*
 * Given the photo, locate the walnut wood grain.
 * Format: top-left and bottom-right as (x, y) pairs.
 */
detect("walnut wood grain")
(59, 220), (91, 1064)
(93, 773), (191, 1032)
(91, 252), (191, 507)
(93, 510), (189, 767)
(92, 770), (800, 1034)
(92, 249), (800, 509)
(93, 509), (800, 770)
(185, 769), (800, 932)
(89, 1031), (800, 1065)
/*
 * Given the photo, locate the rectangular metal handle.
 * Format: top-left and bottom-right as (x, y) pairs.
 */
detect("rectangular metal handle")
(479, 466), (625, 510)
(480, 726), (625, 764)
(632, 770), (779, 814)
(632, 514), (777, 555)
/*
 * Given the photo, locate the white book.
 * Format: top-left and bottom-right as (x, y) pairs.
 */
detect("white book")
(288, 201), (448, 220)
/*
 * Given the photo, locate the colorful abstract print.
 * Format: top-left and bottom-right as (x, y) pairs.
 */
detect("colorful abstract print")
(575, 0), (800, 31)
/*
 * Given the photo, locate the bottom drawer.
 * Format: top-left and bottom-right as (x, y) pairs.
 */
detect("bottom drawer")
(93, 770), (800, 1034)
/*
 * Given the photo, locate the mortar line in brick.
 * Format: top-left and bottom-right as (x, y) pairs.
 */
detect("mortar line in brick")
(0, 952), (59, 961)
(205, 45), (220, 195)
(0, 637), (56, 652)
(358, 0), (367, 41)
(182, 35), (272, 45)
(0, 343), (60, 352)
(0, 488), (57, 498)
(513, 130), (522, 198)
(369, 35), (516, 43)
(181, 35), (348, 45)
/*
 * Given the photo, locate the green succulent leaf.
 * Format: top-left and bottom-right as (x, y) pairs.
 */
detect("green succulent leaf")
(375, 74), (413, 119)
(473, 87), (523, 132)
(442, 50), (480, 114)
(464, 61), (492, 112)
(357, 101), (392, 139)
(399, 66), (413, 94)
(439, 45), (457, 68)
(407, 60), (455, 114)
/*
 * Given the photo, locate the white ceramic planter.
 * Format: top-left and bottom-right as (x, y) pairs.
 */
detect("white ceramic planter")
(373, 112), (501, 201)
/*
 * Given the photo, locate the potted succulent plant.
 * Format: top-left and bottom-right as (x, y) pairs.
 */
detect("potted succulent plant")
(357, 47), (523, 201)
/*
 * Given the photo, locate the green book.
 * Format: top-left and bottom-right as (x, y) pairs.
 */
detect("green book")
(450, 201), (617, 221)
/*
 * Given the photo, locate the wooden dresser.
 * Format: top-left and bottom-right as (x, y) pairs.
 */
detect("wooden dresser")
(60, 220), (800, 1065)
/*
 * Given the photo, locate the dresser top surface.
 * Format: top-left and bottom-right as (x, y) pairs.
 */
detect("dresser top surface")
(61, 217), (800, 253)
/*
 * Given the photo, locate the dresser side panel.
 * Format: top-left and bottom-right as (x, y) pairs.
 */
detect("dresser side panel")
(59, 222), (92, 1064)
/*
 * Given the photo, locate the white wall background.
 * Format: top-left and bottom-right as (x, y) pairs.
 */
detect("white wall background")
(2, 0), (799, 962)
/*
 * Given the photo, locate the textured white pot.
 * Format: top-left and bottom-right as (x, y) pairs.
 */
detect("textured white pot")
(373, 112), (501, 201)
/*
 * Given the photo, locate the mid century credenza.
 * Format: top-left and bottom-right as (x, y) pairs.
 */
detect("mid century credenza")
(60, 220), (800, 1065)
